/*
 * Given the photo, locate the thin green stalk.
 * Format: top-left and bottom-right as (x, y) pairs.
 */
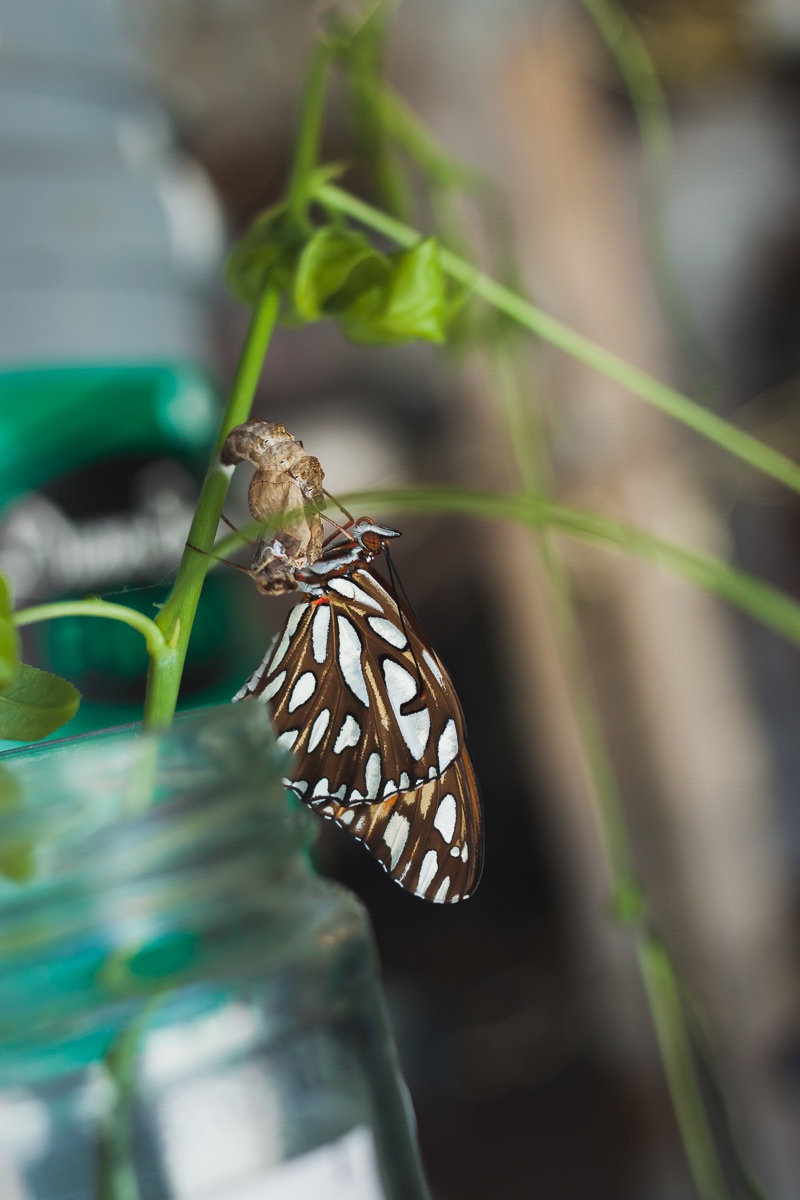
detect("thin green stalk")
(14, 599), (166, 659)
(320, 486), (800, 649)
(339, 16), (413, 219)
(316, 183), (800, 497)
(286, 40), (335, 224)
(477, 285), (728, 1191)
(578, 0), (720, 402)
(373, 85), (486, 193)
(143, 288), (280, 727)
(638, 936), (730, 1198)
(484, 350), (637, 886)
(96, 1007), (159, 1200)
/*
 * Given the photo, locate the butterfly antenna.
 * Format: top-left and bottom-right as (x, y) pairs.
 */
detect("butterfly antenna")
(323, 488), (355, 525)
(187, 540), (255, 578)
(220, 512), (256, 546)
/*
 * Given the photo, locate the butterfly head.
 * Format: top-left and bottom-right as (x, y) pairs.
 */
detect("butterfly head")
(351, 517), (401, 559)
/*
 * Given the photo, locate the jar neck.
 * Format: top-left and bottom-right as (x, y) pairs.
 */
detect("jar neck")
(0, 705), (319, 1052)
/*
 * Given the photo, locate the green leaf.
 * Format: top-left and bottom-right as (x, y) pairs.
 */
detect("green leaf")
(339, 238), (447, 345)
(225, 204), (299, 306)
(0, 573), (19, 692)
(0, 766), (35, 883)
(292, 226), (389, 319)
(0, 663), (80, 742)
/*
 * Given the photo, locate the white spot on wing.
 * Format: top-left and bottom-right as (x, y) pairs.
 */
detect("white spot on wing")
(365, 752), (382, 800)
(422, 648), (446, 689)
(433, 793), (457, 843)
(260, 669), (286, 703)
(312, 778), (330, 797)
(334, 714), (361, 754)
(367, 616), (407, 649)
(437, 719), (458, 772)
(288, 671), (316, 713)
(383, 779), (397, 797)
(307, 708), (331, 752)
(277, 730), (298, 750)
(382, 659), (430, 760)
(450, 845), (460, 858)
(311, 604), (331, 664)
(339, 808), (356, 825)
(399, 772), (411, 790)
(433, 877), (451, 903)
(336, 615), (369, 706)
(347, 580), (383, 610)
(269, 603), (306, 672)
(356, 571), (392, 607)
(461, 844), (469, 862)
(293, 780), (308, 794)
(328, 577), (356, 599)
(418, 849), (439, 896)
(383, 812), (410, 869)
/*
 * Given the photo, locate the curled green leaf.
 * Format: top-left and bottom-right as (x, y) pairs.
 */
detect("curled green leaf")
(0, 573), (19, 692)
(338, 238), (447, 345)
(293, 226), (388, 319)
(0, 663), (80, 742)
(225, 204), (299, 307)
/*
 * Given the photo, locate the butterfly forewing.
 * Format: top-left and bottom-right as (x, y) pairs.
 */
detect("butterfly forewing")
(245, 569), (468, 803)
(236, 563), (483, 902)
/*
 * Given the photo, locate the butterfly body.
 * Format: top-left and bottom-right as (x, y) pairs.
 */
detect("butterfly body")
(235, 521), (483, 903)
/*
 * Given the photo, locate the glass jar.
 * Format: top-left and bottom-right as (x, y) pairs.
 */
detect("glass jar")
(0, 704), (430, 1199)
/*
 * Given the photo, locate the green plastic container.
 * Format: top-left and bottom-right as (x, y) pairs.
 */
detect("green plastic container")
(0, 364), (267, 747)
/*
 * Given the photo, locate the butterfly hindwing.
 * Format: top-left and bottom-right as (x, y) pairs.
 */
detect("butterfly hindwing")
(310, 754), (483, 903)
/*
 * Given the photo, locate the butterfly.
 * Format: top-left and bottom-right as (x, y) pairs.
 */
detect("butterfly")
(234, 518), (483, 903)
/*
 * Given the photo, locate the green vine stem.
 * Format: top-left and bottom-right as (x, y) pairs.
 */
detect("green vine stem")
(286, 39), (335, 224)
(220, 487), (800, 651)
(14, 599), (166, 659)
(315, 182), (800, 497)
(142, 287), (280, 728)
(637, 935), (730, 1198)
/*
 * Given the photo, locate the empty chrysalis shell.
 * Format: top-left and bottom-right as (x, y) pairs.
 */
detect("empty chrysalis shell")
(222, 419), (325, 594)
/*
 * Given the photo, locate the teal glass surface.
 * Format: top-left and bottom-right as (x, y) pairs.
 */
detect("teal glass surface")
(0, 705), (431, 1199)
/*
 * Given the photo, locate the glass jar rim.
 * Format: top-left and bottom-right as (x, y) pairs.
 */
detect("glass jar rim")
(0, 704), (321, 1066)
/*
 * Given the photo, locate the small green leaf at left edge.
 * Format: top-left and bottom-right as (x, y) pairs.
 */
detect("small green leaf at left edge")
(338, 238), (447, 346)
(0, 663), (80, 742)
(0, 574), (20, 692)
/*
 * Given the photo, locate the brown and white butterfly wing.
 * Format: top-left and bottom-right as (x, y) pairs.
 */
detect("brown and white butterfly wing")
(239, 568), (470, 804)
(235, 564), (483, 902)
(310, 754), (483, 903)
